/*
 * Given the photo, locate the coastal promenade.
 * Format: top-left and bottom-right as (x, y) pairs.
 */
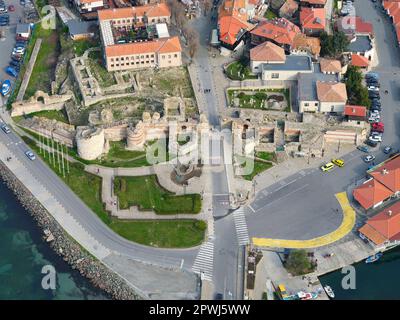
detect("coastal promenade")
(0, 114), (201, 299)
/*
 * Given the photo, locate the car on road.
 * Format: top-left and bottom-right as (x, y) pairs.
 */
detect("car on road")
(1, 124), (11, 134)
(383, 146), (392, 154)
(5, 66), (18, 77)
(364, 155), (376, 163)
(1, 79), (11, 96)
(357, 145), (370, 152)
(25, 150), (36, 161)
(321, 162), (335, 172)
(332, 159), (345, 167)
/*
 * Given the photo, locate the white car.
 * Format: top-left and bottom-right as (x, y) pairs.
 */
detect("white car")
(25, 150), (36, 160)
(13, 47), (25, 55)
(368, 86), (380, 92)
(364, 155), (376, 163)
(369, 135), (382, 143)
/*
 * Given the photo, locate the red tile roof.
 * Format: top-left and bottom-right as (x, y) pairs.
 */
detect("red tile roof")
(300, 7), (326, 31)
(219, 15), (251, 45)
(98, 3), (170, 21)
(250, 41), (286, 62)
(351, 54), (369, 67)
(250, 18), (301, 46)
(105, 36), (181, 57)
(353, 179), (394, 210)
(344, 105), (367, 117)
(360, 201), (400, 245)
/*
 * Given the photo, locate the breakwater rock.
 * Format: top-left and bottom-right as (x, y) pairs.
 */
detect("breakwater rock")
(0, 161), (141, 300)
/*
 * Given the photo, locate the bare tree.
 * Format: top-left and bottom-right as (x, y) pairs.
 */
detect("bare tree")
(186, 26), (200, 60)
(203, 0), (213, 16)
(167, 0), (187, 27)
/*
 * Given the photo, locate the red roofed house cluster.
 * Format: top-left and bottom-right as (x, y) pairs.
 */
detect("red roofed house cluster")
(98, 3), (182, 72)
(353, 154), (400, 211)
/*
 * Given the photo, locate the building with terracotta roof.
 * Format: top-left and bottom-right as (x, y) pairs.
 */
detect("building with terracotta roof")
(359, 201), (400, 247)
(319, 58), (342, 75)
(353, 154), (400, 210)
(383, 0), (400, 44)
(299, 7), (326, 36)
(250, 41), (286, 72)
(343, 105), (367, 124)
(336, 16), (374, 40)
(98, 5), (181, 72)
(250, 17), (301, 51)
(217, 0), (253, 50)
(299, 0), (326, 8)
(103, 36), (182, 71)
(291, 33), (321, 59)
(316, 81), (348, 113)
(351, 53), (370, 69)
(74, 0), (104, 13)
(98, 3), (171, 27)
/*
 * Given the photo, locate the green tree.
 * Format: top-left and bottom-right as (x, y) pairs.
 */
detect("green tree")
(320, 31), (350, 58)
(285, 249), (314, 275)
(345, 66), (371, 107)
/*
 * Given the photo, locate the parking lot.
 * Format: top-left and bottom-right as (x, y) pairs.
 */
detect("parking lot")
(0, 0), (32, 108)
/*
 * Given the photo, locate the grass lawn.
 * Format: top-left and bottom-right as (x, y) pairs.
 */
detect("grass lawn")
(255, 151), (276, 162)
(236, 155), (273, 181)
(109, 220), (206, 248)
(21, 135), (205, 248)
(114, 175), (202, 214)
(87, 53), (116, 87)
(226, 61), (258, 81)
(13, 109), (69, 124)
(227, 88), (291, 111)
(24, 25), (60, 99)
(73, 39), (99, 57)
(264, 8), (277, 20)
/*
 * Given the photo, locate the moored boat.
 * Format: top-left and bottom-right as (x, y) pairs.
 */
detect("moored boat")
(324, 285), (335, 299)
(365, 252), (382, 264)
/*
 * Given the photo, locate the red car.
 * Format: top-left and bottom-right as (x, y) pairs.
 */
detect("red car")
(8, 5), (15, 12)
(372, 122), (384, 133)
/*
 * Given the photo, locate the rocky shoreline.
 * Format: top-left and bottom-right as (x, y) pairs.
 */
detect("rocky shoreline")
(0, 161), (141, 300)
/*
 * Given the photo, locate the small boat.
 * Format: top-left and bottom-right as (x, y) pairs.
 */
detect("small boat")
(365, 252), (383, 264)
(297, 291), (313, 300)
(1, 80), (11, 96)
(324, 285), (335, 299)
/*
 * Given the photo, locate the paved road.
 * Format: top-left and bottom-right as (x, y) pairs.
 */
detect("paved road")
(245, 0), (400, 242)
(0, 115), (202, 270)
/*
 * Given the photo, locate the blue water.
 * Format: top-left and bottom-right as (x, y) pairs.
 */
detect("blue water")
(0, 181), (109, 300)
(319, 246), (400, 299)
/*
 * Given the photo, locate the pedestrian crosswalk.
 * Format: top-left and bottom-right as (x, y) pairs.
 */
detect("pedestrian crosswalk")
(192, 241), (214, 281)
(233, 207), (250, 246)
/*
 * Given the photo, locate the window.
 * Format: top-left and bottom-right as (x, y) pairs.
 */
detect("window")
(304, 103), (309, 107)
(314, 103), (318, 106)
(174, 54), (178, 58)
(162, 55), (165, 59)
(271, 73), (279, 79)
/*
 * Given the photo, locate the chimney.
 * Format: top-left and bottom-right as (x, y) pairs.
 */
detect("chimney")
(388, 210), (392, 216)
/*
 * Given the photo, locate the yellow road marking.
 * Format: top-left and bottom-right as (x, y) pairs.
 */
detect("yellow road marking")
(252, 192), (356, 249)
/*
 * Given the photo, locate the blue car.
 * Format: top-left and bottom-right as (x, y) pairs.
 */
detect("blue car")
(357, 145), (370, 153)
(1, 79), (11, 96)
(5, 66), (18, 77)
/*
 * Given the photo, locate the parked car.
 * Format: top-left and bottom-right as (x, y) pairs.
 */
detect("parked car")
(364, 155), (376, 163)
(368, 86), (380, 92)
(369, 134), (382, 143)
(5, 66), (18, 77)
(383, 146), (392, 154)
(9, 60), (20, 68)
(13, 47), (25, 55)
(1, 79), (11, 96)
(357, 145), (370, 152)
(372, 122), (384, 133)
(366, 139), (378, 147)
(366, 72), (379, 80)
